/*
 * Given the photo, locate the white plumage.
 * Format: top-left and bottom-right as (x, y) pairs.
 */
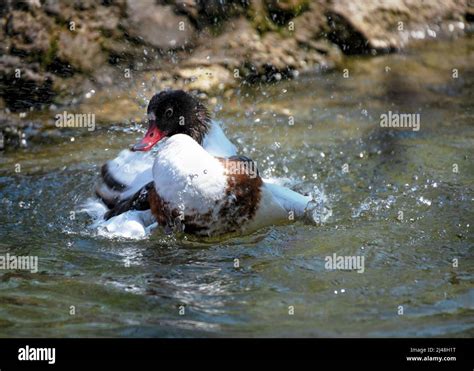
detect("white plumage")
(86, 117), (324, 238)
(153, 134), (228, 214)
(151, 134), (312, 235)
(100, 121), (236, 202)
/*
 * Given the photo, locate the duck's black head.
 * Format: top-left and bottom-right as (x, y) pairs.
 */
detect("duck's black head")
(131, 90), (210, 152)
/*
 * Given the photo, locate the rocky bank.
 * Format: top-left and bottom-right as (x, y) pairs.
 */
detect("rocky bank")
(0, 0), (472, 149)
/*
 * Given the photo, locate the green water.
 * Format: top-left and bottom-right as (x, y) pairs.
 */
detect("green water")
(0, 37), (472, 337)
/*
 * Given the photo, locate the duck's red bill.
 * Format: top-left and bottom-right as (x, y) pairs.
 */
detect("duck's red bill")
(131, 125), (166, 152)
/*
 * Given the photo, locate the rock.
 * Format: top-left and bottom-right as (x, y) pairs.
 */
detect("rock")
(0, 0), (470, 117)
(177, 65), (235, 93)
(56, 29), (105, 74)
(5, 10), (53, 57)
(184, 18), (258, 70)
(248, 0), (278, 32)
(0, 55), (55, 111)
(174, 0), (246, 28)
(466, 0), (474, 22)
(266, 0), (310, 24)
(0, 1), (11, 17)
(266, 0), (308, 13)
(0, 109), (40, 150)
(124, 1), (196, 50)
(293, 0), (330, 42)
(185, 16), (341, 81)
(43, 0), (61, 16)
(82, 4), (122, 36)
(199, 0), (244, 22)
(326, 0), (469, 54)
(174, 0), (200, 21)
(25, 0), (41, 9)
(73, 0), (97, 11)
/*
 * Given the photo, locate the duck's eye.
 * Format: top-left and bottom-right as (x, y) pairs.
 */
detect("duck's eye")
(165, 108), (173, 118)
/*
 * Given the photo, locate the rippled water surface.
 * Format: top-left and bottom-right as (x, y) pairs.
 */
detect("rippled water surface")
(0, 38), (473, 337)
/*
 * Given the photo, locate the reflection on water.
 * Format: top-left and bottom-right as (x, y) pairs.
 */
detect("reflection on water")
(0, 38), (473, 337)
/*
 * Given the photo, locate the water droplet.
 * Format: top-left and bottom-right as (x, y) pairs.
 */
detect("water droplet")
(418, 197), (431, 206)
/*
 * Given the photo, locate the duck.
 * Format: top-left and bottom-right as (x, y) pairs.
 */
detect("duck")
(96, 90), (317, 237)
(96, 90), (237, 209)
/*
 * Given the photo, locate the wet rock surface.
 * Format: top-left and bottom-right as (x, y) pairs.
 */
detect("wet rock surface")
(0, 0), (472, 149)
(326, 0), (469, 54)
(124, 1), (196, 50)
(183, 15), (342, 82)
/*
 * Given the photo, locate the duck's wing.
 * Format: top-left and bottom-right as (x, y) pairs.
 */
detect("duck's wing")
(96, 148), (155, 207)
(203, 121), (237, 157)
(103, 182), (154, 220)
(103, 149), (155, 188)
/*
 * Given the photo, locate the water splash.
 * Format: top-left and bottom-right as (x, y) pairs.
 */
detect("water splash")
(78, 198), (156, 240)
(352, 195), (397, 219)
(305, 185), (332, 225)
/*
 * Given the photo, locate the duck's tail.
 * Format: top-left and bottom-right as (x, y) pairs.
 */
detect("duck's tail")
(95, 149), (154, 210)
(264, 182), (312, 218)
(264, 181), (332, 224)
